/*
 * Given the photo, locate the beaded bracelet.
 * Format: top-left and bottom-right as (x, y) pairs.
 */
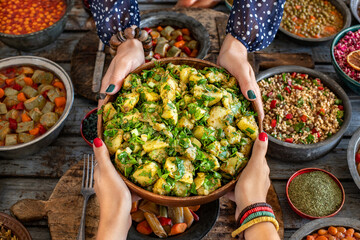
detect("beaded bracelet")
(231, 216), (280, 238)
(108, 25), (152, 57)
(239, 206), (274, 225)
(237, 202), (272, 226)
(241, 211), (276, 226)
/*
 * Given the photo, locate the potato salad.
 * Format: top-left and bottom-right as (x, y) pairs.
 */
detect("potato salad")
(101, 63), (258, 197)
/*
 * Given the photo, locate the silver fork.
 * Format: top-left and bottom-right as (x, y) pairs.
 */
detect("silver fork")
(77, 154), (95, 240)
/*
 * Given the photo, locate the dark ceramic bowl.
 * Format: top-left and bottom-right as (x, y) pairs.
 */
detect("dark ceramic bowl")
(331, 25), (360, 95)
(286, 168), (345, 220)
(128, 200), (219, 240)
(0, 212), (32, 240)
(140, 11), (210, 60)
(80, 108), (98, 147)
(0, 0), (73, 51)
(351, 0), (360, 23)
(256, 66), (351, 162)
(290, 217), (360, 240)
(347, 127), (360, 190)
(278, 0), (351, 44)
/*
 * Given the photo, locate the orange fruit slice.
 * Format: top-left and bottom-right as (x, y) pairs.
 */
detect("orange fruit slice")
(347, 50), (360, 71)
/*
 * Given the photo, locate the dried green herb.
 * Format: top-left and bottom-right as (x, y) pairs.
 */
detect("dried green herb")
(82, 111), (98, 143)
(288, 171), (342, 217)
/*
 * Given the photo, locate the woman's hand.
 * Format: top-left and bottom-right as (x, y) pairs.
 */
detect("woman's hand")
(175, 0), (221, 8)
(93, 137), (133, 240)
(98, 39), (144, 107)
(217, 34), (264, 125)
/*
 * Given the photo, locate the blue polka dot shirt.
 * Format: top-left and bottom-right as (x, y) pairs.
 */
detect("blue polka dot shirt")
(89, 0), (285, 52)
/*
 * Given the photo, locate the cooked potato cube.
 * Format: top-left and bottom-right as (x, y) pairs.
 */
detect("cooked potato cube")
(38, 84), (54, 95)
(192, 126), (215, 141)
(193, 84), (223, 106)
(194, 172), (221, 196)
(40, 112), (58, 129)
(47, 88), (61, 102)
(123, 74), (141, 90)
(15, 74), (26, 87)
(220, 152), (248, 176)
(205, 71), (227, 83)
(16, 121), (34, 133)
(120, 92), (140, 113)
(161, 100), (178, 125)
(153, 178), (172, 195)
(29, 108), (43, 122)
(22, 86), (38, 98)
(172, 181), (191, 197)
(190, 137), (201, 148)
(114, 149), (137, 176)
(5, 134), (17, 146)
(164, 157), (194, 184)
(0, 121), (10, 141)
(224, 126), (242, 145)
(102, 103), (117, 122)
(148, 148), (168, 164)
(187, 103), (207, 121)
(207, 106), (232, 129)
(104, 129), (123, 155)
(3, 96), (19, 108)
(0, 103), (7, 114)
(189, 73), (206, 85)
(180, 67), (196, 86)
(42, 101), (55, 114)
(143, 140), (169, 153)
(132, 161), (159, 187)
(177, 116), (194, 129)
(160, 78), (177, 102)
(5, 109), (20, 122)
(24, 95), (46, 111)
(205, 141), (221, 157)
(144, 91), (160, 102)
(197, 152), (220, 172)
(19, 133), (35, 143)
(221, 76), (237, 88)
(240, 138), (252, 157)
(237, 115), (259, 140)
(32, 70), (53, 84)
(4, 88), (19, 97)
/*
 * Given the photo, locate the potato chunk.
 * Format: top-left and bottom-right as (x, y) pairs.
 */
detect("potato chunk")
(102, 103), (117, 122)
(148, 148), (168, 164)
(160, 77), (177, 102)
(194, 172), (221, 196)
(172, 181), (191, 197)
(114, 149), (137, 177)
(207, 106), (232, 129)
(153, 178), (172, 195)
(104, 129), (123, 155)
(237, 115), (259, 140)
(132, 161), (159, 187)
(164, 157), (194, 184)
(143, 140), (169, 153)
(193, 84), (223, 107)
(120, 92), (140, 113)
(224, 126), (242, 145)
(161, 100), (178, 125)
(220, 152), (248, 176)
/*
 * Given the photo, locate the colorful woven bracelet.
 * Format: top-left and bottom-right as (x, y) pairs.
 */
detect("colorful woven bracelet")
(231, 216), (280, 238)
(237, 202), (271, 224)
(108, 25), (152, 57)
(239, 206), (274, 225)
(241, 211), (276, 226)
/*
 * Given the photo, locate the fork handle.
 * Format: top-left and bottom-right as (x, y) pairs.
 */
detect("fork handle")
(77, 195), (91, 240)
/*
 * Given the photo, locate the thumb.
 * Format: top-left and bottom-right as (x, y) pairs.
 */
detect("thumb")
(249, 132), (268, 164)
(93, 137), (114, 170)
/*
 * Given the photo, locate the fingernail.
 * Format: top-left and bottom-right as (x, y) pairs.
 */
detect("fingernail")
(94, 138), (103, 147)
(106, 84), (115, 93)
(247, 90), (256, 100)
(259, 132), (268, 142)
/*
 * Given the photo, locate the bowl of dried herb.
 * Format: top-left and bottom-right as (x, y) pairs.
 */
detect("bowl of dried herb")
(286, 168), (345, 219)
(80, 108), (98, 147)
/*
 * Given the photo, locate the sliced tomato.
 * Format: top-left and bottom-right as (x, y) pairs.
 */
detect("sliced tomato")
(285, 114), (293, 119)
(271, 119), (277, 128)
(300, 115), (307, 122)
(285, 138), (294, 143)
(270, 100), (277, 109)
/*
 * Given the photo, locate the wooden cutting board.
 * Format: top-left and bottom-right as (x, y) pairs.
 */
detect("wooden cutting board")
(10, 160), (284, 239)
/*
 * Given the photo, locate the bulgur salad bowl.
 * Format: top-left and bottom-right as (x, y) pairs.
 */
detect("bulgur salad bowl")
(98, 58), (261, 207)
(256, 66), (351, 162)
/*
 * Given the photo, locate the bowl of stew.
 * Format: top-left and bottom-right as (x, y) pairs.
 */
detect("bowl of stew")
(347, 127), (360, 191)
(0, 56), (74, 159)
(140, 11), (210, 60)
(0, 0), (73, 51)
(289, 217), (360, 240)
(279, 0), (351, 44)
(98, 57), (260, 206)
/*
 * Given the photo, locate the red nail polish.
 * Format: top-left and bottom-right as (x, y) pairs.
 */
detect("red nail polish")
(259, 132), (268, 142)
(93, 138), (103, 147)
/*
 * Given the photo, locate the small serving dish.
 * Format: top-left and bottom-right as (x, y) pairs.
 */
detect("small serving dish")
(80, 107), (97, 147)
(286, 168), (345, 219)
(256, 65), (351, 162)
(140, 11), (210, 60)
(278, 0), (351, 44)
(0, 56), (74, 159)
(128, 200), (219, 240)
(290, 217), (360, 240)
(331, 25), (360, 95)
(0, 212), (32, 240)
(0, 0), (73, 51)
(347, 127), (360, 190)
(351, 0), (360, 23)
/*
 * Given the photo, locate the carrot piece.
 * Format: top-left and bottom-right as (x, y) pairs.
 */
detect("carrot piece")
(181, 28), (190, 36)
(189, 49), (198, 58)
(23, 77), (33, 86)
(21, 113), (32, 122)
(17, 92), (27, 102)
(29, 128), (40, 135)
(0, 88), (4, 98)
(188, 205), (200, 212)
(174, 40), (186, 49)
(295, 5), (301, 9)
(54, 97), (66, 107)
(136, 220), (153, 235)
(169, 223), (187, 236)
(53, 81), (65, 90)
(5, 78), (14, 86)
(156, 26), (163, 32)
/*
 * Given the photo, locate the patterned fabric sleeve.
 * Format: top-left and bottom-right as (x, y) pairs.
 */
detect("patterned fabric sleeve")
(226, 0), (286, 52)
(89, 0), (140, 45)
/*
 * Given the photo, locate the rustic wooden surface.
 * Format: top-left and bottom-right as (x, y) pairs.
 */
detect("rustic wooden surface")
(8, 160), (283, 240)
(0, 0), (360, 239)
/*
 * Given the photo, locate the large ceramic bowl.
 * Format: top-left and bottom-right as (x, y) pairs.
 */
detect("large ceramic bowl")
(0, 212), (32, 240)
(256, 66), (351, 162)
(0, 56), (74, 159)
(0, 0), (73, 51)
(140, 11), (210, 60)
(331, 25), (360, 95)
(278, 0), (351, 44)
(351, 0), (360, 23)
(128, 200), (220, 240)
(347, 127), (360, 190)
(290, 217), (360, 240)
(98, 58), (261, 206)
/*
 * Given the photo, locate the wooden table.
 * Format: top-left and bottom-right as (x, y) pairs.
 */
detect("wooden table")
(0, 0), (359, 239)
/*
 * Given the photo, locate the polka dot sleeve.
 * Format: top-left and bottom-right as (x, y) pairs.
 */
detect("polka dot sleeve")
(89, 0), (140, 45)
(227, 0), (286, 52)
